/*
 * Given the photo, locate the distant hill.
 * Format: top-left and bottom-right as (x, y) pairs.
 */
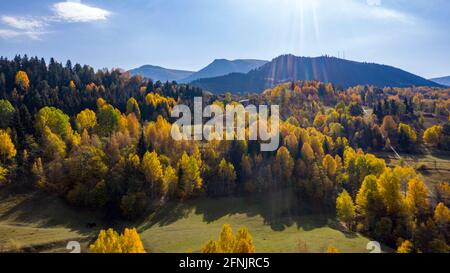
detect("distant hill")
(129, 65), (194, 82)
(180, 59), (268, 83)
(430, 76), (450, 87)
(191, 54), (442, 93)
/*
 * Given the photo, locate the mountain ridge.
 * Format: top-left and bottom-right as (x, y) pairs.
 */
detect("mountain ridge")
(191, 54), (442, 93)
(430, 76), (450, 87)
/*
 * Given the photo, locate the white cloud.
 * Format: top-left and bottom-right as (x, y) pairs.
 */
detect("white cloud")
(52, 1), (111, 22)
(1, 16), (45, 30)
(0, 28), (44, 40)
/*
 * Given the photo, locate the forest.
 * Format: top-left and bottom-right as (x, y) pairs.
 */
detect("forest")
(0, 55), (449, 253)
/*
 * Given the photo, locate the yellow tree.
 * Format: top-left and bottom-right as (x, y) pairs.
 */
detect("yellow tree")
(355, 175), (381, 224)
(90, 228), (145, 253)
(126, 97), (141, 120)
(219, 224), (235, 253)
(141, 151), (163, 196)
(336, 190), (355, 229)
(76, 109), (97, 132)
(274, 146), (294, 185)
(405, 177), (429, 217)
(325, 246), (339, 253)
(423, 125), (442, 147)
(434, 203), (450, 230)
(201, 224), (255, 253)
(323, 154), (337, 179)
(377, 168), (405, 215)
(0, 130), (16, 162)
(15, 70), (30, 90)
(301, 142), (315, 162)
(397, 240), (414, 253)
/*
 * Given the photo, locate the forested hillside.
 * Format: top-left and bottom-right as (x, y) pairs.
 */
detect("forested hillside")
(0, 55), (449, 253)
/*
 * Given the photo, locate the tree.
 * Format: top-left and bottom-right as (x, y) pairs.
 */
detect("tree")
(398, 123), (417, 151)
(97, 104), (120, 136)
(323, 154), (337, 179)
(301, 142), (315, 162)
(405, 177), (429, 218)
(434, 203), (450, 230)
(0, 165), (8, 185)
(15, 70), (30, 90)
(76, 109), (97, 132)
(126, 97), (141, 120)
(141, 151), (163, 196)
(397, 240), (414, 253)
(0, 100), (14, 129)
(90, 228), (145, 253)
(381, 115), (397, 138)
(201, 224), (255, 253)
(274, 146), (294, 185)
(178, 152), (203, 198)
(42, 127), (66, 160)
(356, 175), (382, 227)
(325, 246), (339, 253)
(336, 190), (355, 229)
(423, 125), (442, 147)
(0, 130), (17, 162)
(216, 158), (237, 196)
(377, 168), (404, 215)
(36, 107), (72, 139)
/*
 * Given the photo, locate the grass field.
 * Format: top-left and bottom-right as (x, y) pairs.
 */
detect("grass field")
(0, 190), (372, 253)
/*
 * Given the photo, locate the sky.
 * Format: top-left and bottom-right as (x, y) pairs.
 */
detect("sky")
(0, 0), (449, 78)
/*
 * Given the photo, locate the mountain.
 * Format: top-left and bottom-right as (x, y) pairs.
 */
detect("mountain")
(180, 59), (268, 83)
(129, 65), (194, 82)
(191, 54), (442, 93)
(430, 76), (450, 87)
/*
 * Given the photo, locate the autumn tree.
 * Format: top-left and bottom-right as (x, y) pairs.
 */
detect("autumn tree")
(0, 130), (17, 162)
(201, 224), (255, 253)
(301, 142), (315, 162)
(398, 123), (417, 152)
(97, 104), (120, 136)
(356, 175), (382, 228)
(141, 151), (164, 197)
(325, 246), (339, 253)
(423, 125), (442, 148)
(36, 107), (72, 139)
(15, 70), (30, 90)
(76, 109), (97, 132)
(377, 168), (405, 216)
(178, 152), (203, 198)
(397, 240), (414, 253)
(90, 228), (145, 253)
(274, 146), (294, 186)
(336, 190), (355, 230)
(126, 97), (141, 120)
(434, 203), (450, 231)
(405, 177), (429, 218)
(323, 154), (337, 179)
(213, 158), (236, 196)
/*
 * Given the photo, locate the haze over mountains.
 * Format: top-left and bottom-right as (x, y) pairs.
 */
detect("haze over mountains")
(180, 59), (268, 83)
(130, 54), (442, 94)
(430, 76), (450, 87)
(192, 55), (442, 93)
(129, 59), (268, 83)
(128, 65), (194, 82)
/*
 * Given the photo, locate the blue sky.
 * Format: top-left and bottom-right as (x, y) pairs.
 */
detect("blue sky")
(0, 0), (449, 78)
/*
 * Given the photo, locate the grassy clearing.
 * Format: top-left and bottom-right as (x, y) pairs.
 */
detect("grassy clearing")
(137, 191), (371, 253)
(0, 190), (372, 253)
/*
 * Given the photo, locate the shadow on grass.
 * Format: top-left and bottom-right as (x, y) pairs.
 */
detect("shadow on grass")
(139, 188), (336, 234)
(0, 191), (102, 237)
